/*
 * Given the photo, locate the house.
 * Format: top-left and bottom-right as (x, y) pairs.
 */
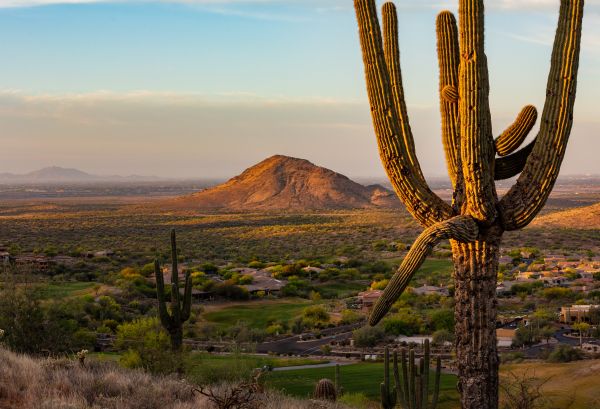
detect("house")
(499, 255), (514, 265)
(516, 271), (539, 281)
(242, 269), (286, 295)
(496, 281), (517, 296)
(302, 266), (324, 275)
(15, 254), (49, 272)
(496, 328), (517, 348)
(560, 305), (600, 324)
(541, 276), (569, 287)
(412, 285), (449, 297)
(52, 255), (78, 267)
(358, 290), (383, 311)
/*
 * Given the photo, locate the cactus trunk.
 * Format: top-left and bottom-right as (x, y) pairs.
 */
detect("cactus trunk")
(453, 238), (500, 409)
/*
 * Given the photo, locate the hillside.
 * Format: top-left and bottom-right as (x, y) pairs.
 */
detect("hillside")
(0, 347), (348, 409)
(532, 202), (600, 229)
(0, 166), (159, 183)
(165, 155), (400, 210)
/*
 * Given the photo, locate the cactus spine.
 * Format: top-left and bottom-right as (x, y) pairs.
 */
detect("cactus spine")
(380, 347), (397, 409)
(354, 0), (584, 408)
(314, 378), (337, 401)
(155, 229), (192, 351)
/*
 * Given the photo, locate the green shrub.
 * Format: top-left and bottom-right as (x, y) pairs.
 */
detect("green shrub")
(546, 344), (584, 363)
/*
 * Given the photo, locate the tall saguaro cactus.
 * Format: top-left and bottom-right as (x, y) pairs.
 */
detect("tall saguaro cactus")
(354, 1), (584, 408)
(155, 229), (192, 351)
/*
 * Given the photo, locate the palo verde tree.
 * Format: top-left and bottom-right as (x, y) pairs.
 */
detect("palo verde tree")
(155, 229), (192, 351)
(353, 1), (584, 408)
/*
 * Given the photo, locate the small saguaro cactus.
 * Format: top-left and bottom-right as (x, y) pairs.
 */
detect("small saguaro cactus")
(354, 0), (584, 408)
(155, 229), (192, 351)
(380, 347), (397, 409)
(334, 363), (343, 395)
(393, 340), (441, 409)
(314, 378), (337, 402)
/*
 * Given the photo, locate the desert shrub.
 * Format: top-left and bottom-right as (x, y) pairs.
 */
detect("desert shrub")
(302, 305), (330, 329)
(114, 317), (179, 374)
(338, 392), (372, 408)
(428, 308), (455, 332)
(546, 344), (584, 363)
(382, 309), (424, 336)
(353, 325), (385, 348)
(340, 309), (362, 325)
(432, 329), (454, 346)
(215, 284), (250, 300)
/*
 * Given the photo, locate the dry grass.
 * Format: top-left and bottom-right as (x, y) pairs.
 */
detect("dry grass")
(0, 348), (349, 409)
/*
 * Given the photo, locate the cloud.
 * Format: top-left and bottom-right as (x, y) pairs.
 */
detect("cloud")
(2, 0), (596, 10)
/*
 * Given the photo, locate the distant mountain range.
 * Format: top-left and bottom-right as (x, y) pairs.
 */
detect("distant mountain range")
(163, 155), (401, 210)
(0, 167), (161, 183)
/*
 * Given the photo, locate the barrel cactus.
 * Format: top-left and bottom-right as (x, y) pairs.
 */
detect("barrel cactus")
(314, 378), (337, 401)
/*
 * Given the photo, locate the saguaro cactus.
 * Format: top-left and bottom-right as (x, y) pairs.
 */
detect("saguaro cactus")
(354, 1), (584, 408)
(155, 229), (192, 351)
(380, 347), (397, 409)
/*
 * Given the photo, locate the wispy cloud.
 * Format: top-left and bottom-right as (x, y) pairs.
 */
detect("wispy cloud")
(3, 0), (593, 10)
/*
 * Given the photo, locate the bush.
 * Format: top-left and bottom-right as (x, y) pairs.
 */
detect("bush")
(546, 344), (584, 363)
(353, 325), (385, 348)
(115, 317), (179, 374)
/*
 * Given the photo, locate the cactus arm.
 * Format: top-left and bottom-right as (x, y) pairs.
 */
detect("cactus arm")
(423, 339), (430, 407)
(458, 0), (497, 223)
(382, 2), (425, 182)
(369, 215), (478, 325)
(494, 106), (538, 156)
(154, 259), (173, 330)
(181, 271), (192, 322)
(494, 139), (537, 181)
(430, 357), (441, 409)
(409, 349), (416, 409)
(355, 0), (454, 227)
(436, 11), (463, 199)
(169, 229), (181, 324)
(499, 0), (584, 231)
(401, 349), (409, 407)
(393, 351), (406, 408)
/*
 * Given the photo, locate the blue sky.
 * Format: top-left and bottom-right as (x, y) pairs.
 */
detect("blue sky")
(0, 0), (599, 179)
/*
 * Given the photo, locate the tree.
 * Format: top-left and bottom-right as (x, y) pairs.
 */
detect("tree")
(115, 317), (177, 374)
(353, 1), (584, 408)
(572, 322), (590, 346)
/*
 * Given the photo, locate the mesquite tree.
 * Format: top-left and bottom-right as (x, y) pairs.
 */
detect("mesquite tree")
(353, 0), (584, 408)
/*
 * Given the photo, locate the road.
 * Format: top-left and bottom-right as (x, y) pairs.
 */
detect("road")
(256, 323), (361, 355)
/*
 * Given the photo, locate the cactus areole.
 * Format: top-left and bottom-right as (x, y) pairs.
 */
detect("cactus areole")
(354, 1), (584, 408)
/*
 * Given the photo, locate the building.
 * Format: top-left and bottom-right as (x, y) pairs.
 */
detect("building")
(412, 285), (449, 297)
(496, 328), (517, 348)
(0, 251), (10, 266)
(541, 276), (569, 287)
(358, 290), (383, 311)
(560, 305), (600, 324)
(15, 254), (49, 272)
(242, 269), (286, 295)
(496, 281), (518, 296)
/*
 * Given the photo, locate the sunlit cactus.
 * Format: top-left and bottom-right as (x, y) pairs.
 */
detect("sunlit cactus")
(353, 0), (584, 408)
(155, 229), (192, 351)
(314, 378), (337, 401)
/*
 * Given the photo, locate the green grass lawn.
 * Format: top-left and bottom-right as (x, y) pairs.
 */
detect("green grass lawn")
(314, 281), (367, 299)
(38, 281), (97, 299)
(202, 299), (312, 329)
(265, 362), (459, 408)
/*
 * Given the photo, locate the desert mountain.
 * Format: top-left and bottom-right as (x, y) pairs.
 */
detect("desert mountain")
(166, 155), (400, 210)
(0, 166), (160, 183)
(532, 202), (600, 230)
